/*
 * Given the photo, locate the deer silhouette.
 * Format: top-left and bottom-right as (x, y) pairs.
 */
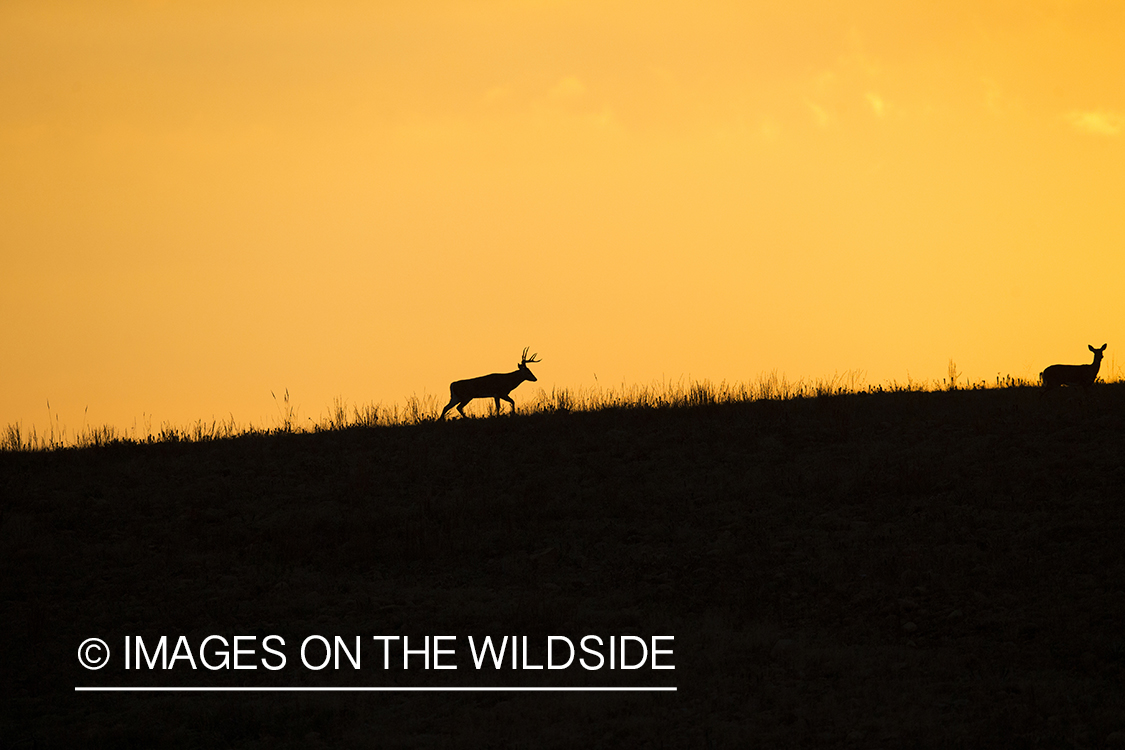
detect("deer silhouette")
(1040, 344), (1107, 393)
(438, 348), (541, 420)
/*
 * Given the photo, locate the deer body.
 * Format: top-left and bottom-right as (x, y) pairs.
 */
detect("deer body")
(439, 348), (540, 419)
(1041, 344), (1106, 392)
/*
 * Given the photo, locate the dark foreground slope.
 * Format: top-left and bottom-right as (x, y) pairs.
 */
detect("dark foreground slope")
(3, 385), (1124, 748)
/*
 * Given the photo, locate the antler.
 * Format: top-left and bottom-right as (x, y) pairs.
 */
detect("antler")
(521, 347), (541, 365)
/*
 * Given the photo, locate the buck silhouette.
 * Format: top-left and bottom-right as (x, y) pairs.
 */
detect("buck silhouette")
(438, 348), (541, 419)
(1040, 344), (1107, 393)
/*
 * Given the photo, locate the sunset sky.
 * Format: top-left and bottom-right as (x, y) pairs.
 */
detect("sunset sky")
(2, 1), (1123, 433)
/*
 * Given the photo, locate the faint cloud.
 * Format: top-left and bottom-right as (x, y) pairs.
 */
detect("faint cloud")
(482, 85), (511, 102)
(804, 99), (831, 128)
(813, 70), (838, 92)
(480, 85), (514, 107)
(547, 76), (587, 102)
(843, 26), (881, 78)
(759, 118), (782, 142)
(866, 92), (886, 117)
(524, 75), (618, 130)
(1063, 110), (1124, 136)
(802, 29), (898, 127)
(533, 75), (597, 115)
(478, 76), (615, 128)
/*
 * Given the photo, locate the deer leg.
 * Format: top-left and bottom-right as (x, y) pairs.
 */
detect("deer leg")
(501, 395), (516, 413)
(456, 400), (469, 418)
(439, 396), (458, 420)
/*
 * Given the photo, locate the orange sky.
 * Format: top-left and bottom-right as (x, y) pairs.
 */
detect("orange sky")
(2, 1), (1123, 433)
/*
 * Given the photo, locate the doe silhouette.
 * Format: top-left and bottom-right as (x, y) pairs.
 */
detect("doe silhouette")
(1040, 343), (1107, 393)
(439, 347), (541, 420)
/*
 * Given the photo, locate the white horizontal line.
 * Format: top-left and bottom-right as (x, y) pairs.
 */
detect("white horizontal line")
(76, 686), (677, 692)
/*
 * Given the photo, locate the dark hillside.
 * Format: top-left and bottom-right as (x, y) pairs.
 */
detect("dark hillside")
(4, 385), (1125, 747)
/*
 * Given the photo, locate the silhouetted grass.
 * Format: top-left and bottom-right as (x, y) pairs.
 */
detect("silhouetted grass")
(0, 367), (1074, 452)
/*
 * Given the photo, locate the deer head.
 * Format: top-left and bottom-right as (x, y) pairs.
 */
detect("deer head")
(518, 347), (541, 381)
